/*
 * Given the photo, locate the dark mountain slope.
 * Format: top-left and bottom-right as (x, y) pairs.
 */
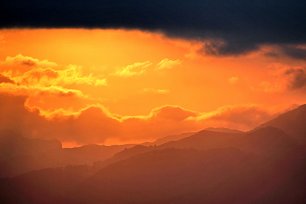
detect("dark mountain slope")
(0, 105), (306, 203)
(0, 131), (132, 177)
(160, 126), (298, 156)
(260, 104), (306, 144)
(76, 146), (306, 204)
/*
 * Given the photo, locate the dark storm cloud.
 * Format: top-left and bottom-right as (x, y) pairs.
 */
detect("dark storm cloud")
(281, 46), (306, 60)
(1, 0), (306, 56)
(285, 68), (306, 90)
(265, 45), (306, 60)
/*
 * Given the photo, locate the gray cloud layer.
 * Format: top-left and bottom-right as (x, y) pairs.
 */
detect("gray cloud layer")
(1, 0), (306, 57)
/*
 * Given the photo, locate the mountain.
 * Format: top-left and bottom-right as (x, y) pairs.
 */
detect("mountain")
(0, 130), (62, 177)
(6, 145), (303, 204)
(145, 128), (241, 146)
(94, 125), (299, 172)
(79, 148), (253, 204)
(260, 104), (306, 144)
(160, 126), (298, 156)
(0, 131), (132, 177)
(79, 126), (304, 203)
(0, 165), (93, 204)
(204, 127), (243, 133)
(94, 128), (244, 169)
(76, 146), (306, 204)
(92, 145), (155, 170)
(0, 105), (306, 203)
(148, 132), (196, 146)
(62, 143), (133, 166)
(160, 129), (242, 150)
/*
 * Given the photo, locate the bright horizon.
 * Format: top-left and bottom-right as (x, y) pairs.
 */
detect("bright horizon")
(0, 28), (305, 147)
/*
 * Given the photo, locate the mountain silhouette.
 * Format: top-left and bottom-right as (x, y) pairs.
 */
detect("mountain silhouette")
(143, 132), (196, 146)
(0, 104), (306, 203)
(0, 130), (132, 177)
(0, 130), (62, 177)
(260, 104), (306, 144)
(204, 127), (243, 133)
(160, 127), (298, 156)
(76, 146), (305, 204)
(145, 128), (241, 146)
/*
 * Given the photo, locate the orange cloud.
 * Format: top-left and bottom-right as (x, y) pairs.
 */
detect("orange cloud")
(115, 61), (153, 77)
(156, 58), (182, 70)
(0, 92), (278, 146)
(150, 106), (197, 121)
(0, 30), (304, 147)
(0, 74), (14, 84)
(0, 55), (108, 116)
(3, 54), (57, 70)
(257, 64), (306, 93)
(0, 83), (97, 117)
(141, 88), (170, 95)
(0, 54), (107, 86)
(197, 105), (274, 130)
(114, 58), (181, 78)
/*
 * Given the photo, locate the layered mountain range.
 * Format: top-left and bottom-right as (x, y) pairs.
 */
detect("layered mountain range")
(0, 104), (305, 204)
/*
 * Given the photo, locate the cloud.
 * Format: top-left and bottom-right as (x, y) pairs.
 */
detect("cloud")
(150, 106), (197, 121)
(156, 58), (181, 70)
(0, 93), (47, 137)
(0, 74), (14, 84)
(198, 105), (274, 130)
(3, 54), (57, 69)
(0, 55), (107, 115)
(0, 93), (119, 144)
(280, 45), (306, 60)
(257, 65), (306, 93)
(115, 59), (181, 77)
(1, 0), (306, 56)
(0, 93), (198, 144)
(0, 55), (107, 86)
(57, 65), (107, 86)
(115, 61), (152, 77)
(0, 83), (96, 117)
(142, 88), (170, 95)
(0, 83), (83, 98)
(266, 45), (306, 60)
(0, 91), (278, 145)
(284, 68), (306, 90)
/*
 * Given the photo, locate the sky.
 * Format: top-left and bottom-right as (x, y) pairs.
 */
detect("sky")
(0, 1), (305, 146)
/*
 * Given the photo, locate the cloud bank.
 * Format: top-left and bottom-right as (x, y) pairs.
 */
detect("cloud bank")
(1, 0), (306, 57)
(0, 91), (275, 145)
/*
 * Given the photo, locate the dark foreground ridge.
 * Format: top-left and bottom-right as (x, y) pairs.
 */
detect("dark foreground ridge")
(0, 104), (306, 204)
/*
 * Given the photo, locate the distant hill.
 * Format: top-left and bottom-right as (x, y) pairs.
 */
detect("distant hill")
(160, 129), (242, 150)
(0, 131), (132, 177)
(0, 104), (306, 203)
(0, 165), (93, 204)
(146, 128), (241, 146)
(205, 127), (243, 133)
(260, 104), (306, 144)
(92, 145), (155, 170)
(149, 132), (196, 145)
(62, 143), (133, 166)
(95, 128), (243, 169)
(0, 130), (62, 177)
(77, 146), (305, 204)
(160, 127), (298, 155)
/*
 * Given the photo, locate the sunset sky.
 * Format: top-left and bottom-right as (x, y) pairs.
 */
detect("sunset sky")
(1, 1), (305, 146)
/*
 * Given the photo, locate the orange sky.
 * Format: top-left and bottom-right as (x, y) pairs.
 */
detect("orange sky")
(0, 29), (305, 146)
